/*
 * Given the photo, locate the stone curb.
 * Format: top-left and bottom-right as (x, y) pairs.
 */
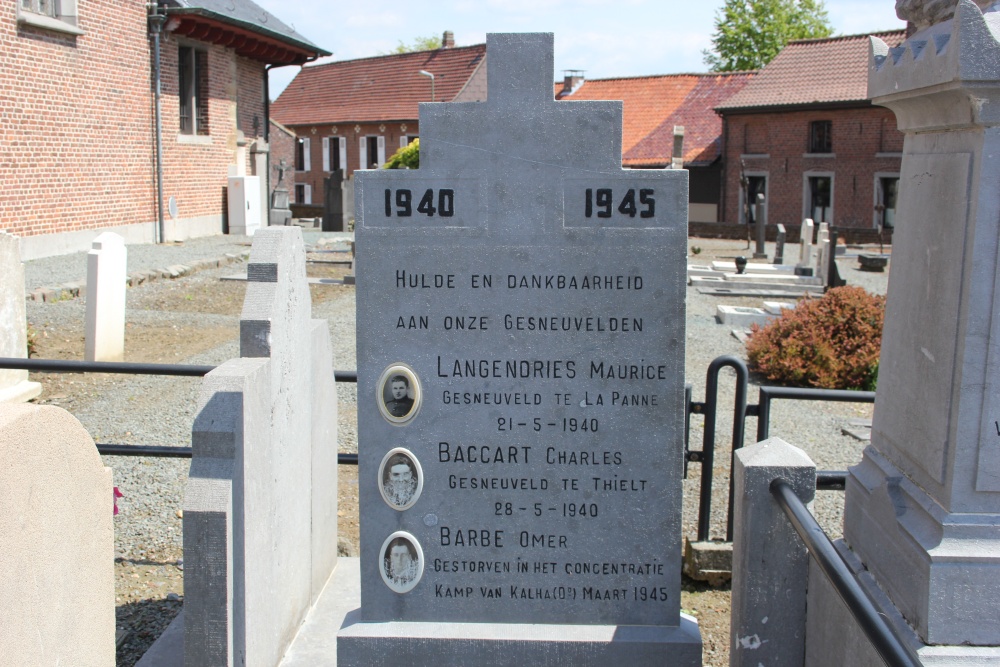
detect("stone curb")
(27, 251), (250, 302)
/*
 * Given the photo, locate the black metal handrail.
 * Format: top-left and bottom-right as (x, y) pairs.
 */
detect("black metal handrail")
(757, 385), (875, 442)
(95, 443), (358, 466)
(770, 479), (921, 667)
(0, 357), (357, 383)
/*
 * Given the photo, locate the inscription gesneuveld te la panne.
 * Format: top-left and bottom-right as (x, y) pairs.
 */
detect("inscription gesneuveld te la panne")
(357, 170), (686, 627)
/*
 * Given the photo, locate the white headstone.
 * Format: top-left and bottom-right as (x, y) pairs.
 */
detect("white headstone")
(798, 218), (815, 269)
(0, 403), (115, 666)
(84, 232), (127, 362)
(0, 232), (41, 403)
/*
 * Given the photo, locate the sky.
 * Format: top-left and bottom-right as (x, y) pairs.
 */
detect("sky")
(254, 0), (904, 100)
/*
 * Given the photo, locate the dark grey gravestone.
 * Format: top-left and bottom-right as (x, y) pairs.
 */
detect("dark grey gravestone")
(774, 223), (786, 265)
(342, 33), (699, 666)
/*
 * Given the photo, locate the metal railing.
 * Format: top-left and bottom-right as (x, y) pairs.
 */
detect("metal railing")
(770, 479), (921, 667)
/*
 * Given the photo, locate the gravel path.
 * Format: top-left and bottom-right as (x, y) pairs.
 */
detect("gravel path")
(19, 232), (889, 665)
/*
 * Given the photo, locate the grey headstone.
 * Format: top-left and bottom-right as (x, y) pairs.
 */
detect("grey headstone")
(345, 32), (697, 665)
(753, 194), (767, 259)
(773, 223), (786, 265)
(0, 232), (41, 403)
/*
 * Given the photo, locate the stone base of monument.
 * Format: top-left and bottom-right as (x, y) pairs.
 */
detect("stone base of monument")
(857, 253), (889, 272)
(844, 448), (1000, 646)
(0, 379), (42, 404)
(683, 539), (732, 585)
(805, 540), (1000, 665)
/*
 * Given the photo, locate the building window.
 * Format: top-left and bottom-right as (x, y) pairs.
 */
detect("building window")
(179, 47), (209, 135)
(294, 183), (312, 204)
(806, 175), (833, 223)
(296, 137), (311, 172)
(401, 135), (418, 148)
(323, 136), (345, 172)
(809, 121), (832, 153)
(18, 0), (81, 34)
(359, 135), (386, 169)
(876, 176), (899, 229)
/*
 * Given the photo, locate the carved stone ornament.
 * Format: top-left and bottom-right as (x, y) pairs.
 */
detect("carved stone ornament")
(400, 123), (408, 133)
(896, 0), (994, 30)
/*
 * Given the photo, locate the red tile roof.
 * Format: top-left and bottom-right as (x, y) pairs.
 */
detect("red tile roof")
(271, 44), (486, 126)
(558, 73), (754, 167)
(715, 31), (906, 112)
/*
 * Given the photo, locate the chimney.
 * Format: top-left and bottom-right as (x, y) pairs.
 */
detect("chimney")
(560, 70), (585, 97)
(442, 31), (455, 48)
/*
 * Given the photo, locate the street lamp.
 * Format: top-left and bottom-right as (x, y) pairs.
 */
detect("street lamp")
(418, 70), (435, 102)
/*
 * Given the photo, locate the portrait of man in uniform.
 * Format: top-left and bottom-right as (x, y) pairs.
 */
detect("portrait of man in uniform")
(377, 365), (421, 423)
(385, 374), (414, 417)
(379, 450), (421, 509)
(380, 533), (423, 593)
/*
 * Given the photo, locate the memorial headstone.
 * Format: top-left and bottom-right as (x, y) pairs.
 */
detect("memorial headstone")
(0, 232), (41, 403)
(796, 218), (815, 276)
(343, 33), (700, 665)
(773, 223), (786, 265)
(1, 403), (115, 666)
(753, 194), (767, 259)
(84, 232), (127, 362)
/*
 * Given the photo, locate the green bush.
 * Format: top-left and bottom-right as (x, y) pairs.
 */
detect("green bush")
(746, 286), (885, 390)
(383, 138), (419, 170)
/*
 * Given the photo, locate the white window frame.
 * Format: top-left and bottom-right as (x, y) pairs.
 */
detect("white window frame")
(17, 0), (83, 35)
(294, 183), (312, 205)
(873, 172), (900, 229)
(802, 172), (835, 225)
(323, 136), (347, 172)
(739, 172), (768, 225)
(401, 135), (418, 148)
(296, 137), (311, 172)
(360, 135), (386, 169)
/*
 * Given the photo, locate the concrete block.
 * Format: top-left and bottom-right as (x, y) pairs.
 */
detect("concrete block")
(683, 540), (732, 585)
(84, 232), (127, 362)
(731, 437), (816, 667)
(716, 305), (773, 328)
(0, 403), (115, 666)
(762, 300), (795, 315)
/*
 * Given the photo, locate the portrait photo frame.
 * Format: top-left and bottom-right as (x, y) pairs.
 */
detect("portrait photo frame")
(377, 363), (422, 424)
(379, 531), (424, 594)
(378, 447), (423, 511)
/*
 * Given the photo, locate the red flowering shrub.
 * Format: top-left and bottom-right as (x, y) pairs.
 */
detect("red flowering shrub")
(746, 286), (885, 390)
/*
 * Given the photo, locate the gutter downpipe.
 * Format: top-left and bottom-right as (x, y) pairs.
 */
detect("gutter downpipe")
(148, 2), (167, 244)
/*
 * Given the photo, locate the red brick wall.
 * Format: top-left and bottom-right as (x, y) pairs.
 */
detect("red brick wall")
(0, 2), (268, 243)
(269, 121), (296, 199)
(0, 1), (156, 238)
(289, 120), (419, 201)
(720, 106), (903, 229)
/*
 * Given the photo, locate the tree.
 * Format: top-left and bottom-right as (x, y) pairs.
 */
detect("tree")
(382, 35), (442, 55)
(703, 0), (833, 72)
(383, 138), (420, 170)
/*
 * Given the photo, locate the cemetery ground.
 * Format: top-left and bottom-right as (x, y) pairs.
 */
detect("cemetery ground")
(21, 235), (888, 667)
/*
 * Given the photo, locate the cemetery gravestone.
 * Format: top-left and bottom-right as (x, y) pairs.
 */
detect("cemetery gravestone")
(84, 232), (127, 362)
(0, 232), (41, 403)
(342, 33), (700, 665)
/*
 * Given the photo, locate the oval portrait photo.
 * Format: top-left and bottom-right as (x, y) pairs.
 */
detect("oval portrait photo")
(378, 448), (423, 511)
(377, 364), (421, 424)
(379, 531), (424, 594)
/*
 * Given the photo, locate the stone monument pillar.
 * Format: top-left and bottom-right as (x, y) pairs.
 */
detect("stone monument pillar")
(341, 33), (700, 666)
(0, 232), (41, 403)
(844, 0), (1000, 651)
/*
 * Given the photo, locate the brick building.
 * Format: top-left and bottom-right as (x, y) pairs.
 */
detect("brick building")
(271, 33), (487, 206)
(715, 31), (906, 231)
(556, 72), (753, 222)
(1, 0), (327, 259)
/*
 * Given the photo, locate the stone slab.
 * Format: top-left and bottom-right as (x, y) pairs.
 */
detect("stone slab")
(715, 305), (774, 328)
(0, 379), (41, 404)
(709, 261), (796, 274)
(691, 277), (823, 294)
(682, 540), (732, 585)
(697, 287), (819, 298)
(762, 300), (795, 315)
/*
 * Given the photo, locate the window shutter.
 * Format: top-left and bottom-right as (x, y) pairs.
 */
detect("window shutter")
(322, 137), (330, 172)
(302, 138), (311, 172)
(359, 136), (367, 169)
(377, 136), (386, 166)
(401, 136), (409, 149)
(304, 184), (312, 205)
(339, 137), (347, 174)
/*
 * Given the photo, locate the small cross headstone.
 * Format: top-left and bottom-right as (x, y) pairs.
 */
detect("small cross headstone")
(344, 33), (699, 665)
